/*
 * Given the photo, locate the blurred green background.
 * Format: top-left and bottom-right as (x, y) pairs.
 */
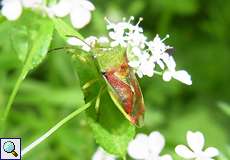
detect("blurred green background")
(0, 0), (230, 159)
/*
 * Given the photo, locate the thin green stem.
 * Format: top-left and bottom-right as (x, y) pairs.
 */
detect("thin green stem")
(21, 100), (93, 157)
(1, 69), (28, 134)
(154, 70), (163, 75)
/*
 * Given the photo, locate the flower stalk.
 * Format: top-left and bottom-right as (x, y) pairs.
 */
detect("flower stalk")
(21, 100), (93, 157)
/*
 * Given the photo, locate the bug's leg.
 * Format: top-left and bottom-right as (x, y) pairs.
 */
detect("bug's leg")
(95, 85), (106, 120)
(48, 46), (78, 54)
(95, 86), (105, 112)
(82, 78), (100, 90)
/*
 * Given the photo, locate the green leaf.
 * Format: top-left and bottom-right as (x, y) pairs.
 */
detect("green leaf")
(1, 12), (54, 132)
(52, 18), (84, 41)
(72, 51), (135, 157)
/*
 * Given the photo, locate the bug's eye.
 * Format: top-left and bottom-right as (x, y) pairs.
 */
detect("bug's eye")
(101, 72), (106, 75)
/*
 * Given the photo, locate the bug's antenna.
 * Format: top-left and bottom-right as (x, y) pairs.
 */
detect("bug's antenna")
(48, 46), (76, 54)
(65, 35), (92, 50)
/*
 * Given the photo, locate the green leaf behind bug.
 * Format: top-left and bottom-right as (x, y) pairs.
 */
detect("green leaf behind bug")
(52, 18), (84, 41)
(72, 50), (135, 157)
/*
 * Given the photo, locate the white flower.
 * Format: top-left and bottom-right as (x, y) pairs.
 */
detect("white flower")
(1, 0), (43, 21)
(1, 0), (22, 20)
(128, 131), (173, 160)
(162, 56), (192, 85)
(175, 131), (219, 160)
(49, 0), (95, 29)
(92, 147), (116, 160)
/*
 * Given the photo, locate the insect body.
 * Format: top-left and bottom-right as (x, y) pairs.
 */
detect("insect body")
(94, 46), (145, 126)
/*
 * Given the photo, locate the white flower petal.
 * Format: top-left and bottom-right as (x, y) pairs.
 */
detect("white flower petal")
(187, 131), (205, 152)
(157, 60), (165, 70)
(85, 36), (97, 46)
(139, 61), (154, 77)
(128, 60), (140, 68)
(92, 147), (116, 160)
(136, 69), (143, 78)
(163, 70), (172, 82)
(50, 0), (71, 17)
(81, 0), (95, 11)
(98, 36), (109, 44)
(67, 37), (84, 46)
(173, 70), (192, 85)
(70, 7), (91, 29)
(148, 131), (165, 155)
(159, 154), (173, 160)
(110, 41), (119, 47)
(1, 0), (22, 21)
(175, 144), (195, 159)
(164, 56), (176, 70)
(128, 133), (149, 159)
(204, 147), (219, 158)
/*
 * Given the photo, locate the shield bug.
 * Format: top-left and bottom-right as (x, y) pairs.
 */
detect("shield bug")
(57, 36), (145, 126)
(91, 45), (145, 126)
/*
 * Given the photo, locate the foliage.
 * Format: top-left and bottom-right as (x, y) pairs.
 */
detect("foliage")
(0, 0), (229, 159)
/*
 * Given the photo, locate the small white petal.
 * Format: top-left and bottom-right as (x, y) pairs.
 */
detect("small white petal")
(67, 37), (84, 46)
(136, 69), (143, 78)
(187, 131), (205, 153)
(148, 131), (165, 155)
(204, 147), (219, 158)
(175, 145), (195, 159)
(98, 36), (109, 44)
(70, 7), (91, 29)
(128, 60), (140, 68)
(139, 61), (154, 77)
(173, 70), (192, 85)
(163, 70), (172, 82)
(81, 0), (95, 11)
(157, 60), (165, 70)
(159, 154), (173, 160)
(1, 0), (22, 21)
(92, 147), (116, 160)
(128, 134), (149, 159)
(165, 56), (176, 70)
(110, 41), (119, 47)
(85, 36), (97, 45)
(49, 0), (71, 17)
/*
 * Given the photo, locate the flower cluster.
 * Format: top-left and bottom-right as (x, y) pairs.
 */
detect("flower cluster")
(0, 0), (95, 29)
(92, 131), (219, 160)
(128, 131), (172, 160)
(175, 131), (219, 160)
(68, 17), (192, 85)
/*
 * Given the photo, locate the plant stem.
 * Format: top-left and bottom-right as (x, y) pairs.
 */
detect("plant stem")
(1, 69), (27, 134)
(21, 101), (93, 157)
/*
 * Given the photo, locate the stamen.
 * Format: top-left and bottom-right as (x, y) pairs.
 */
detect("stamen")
(162, 34), (170, 41)
(136, 17), (143, 26)
(104, 17), (111, 24)
(128, 16), (135, 23)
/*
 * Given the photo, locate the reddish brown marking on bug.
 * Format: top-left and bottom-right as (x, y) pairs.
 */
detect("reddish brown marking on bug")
(129, 76), (145, 124)
(104, 58), (145, 126)
(104, 65), (134, 114)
